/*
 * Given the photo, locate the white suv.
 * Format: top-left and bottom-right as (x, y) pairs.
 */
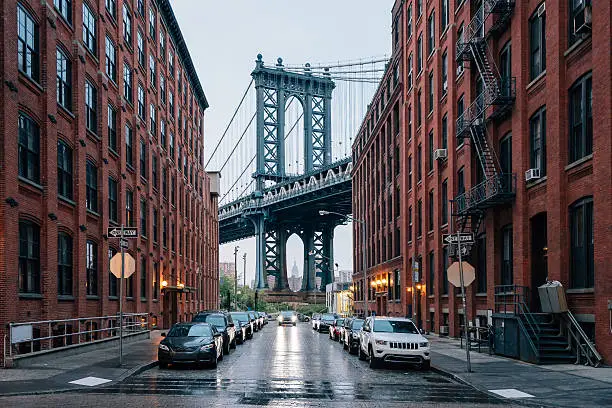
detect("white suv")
(359, 316), (430, 370)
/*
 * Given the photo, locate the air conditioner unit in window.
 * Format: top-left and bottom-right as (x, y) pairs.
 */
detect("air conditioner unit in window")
(574, 3), (592, 35)
(434, 149), (448, 160)
(525, 168), (541, 182)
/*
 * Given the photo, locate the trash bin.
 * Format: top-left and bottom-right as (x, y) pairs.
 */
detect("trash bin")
(538, 281), (568, 313)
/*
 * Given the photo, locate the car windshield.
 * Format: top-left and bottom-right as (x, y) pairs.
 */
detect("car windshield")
(373, 320), (419, 334)
(231, 313), (249, 322)
(205, 315), (226, 327)
(321, 314), (336, 321)
(351, 319), (364, 329)
(167, 325), (212, 337)
(281, 311), (294, 317)
(336, 318), (345, 325)
(313, 313), (321, 319)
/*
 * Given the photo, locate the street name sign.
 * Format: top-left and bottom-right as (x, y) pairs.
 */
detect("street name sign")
(443, 233), (475, 245)
(107, 227), (138, 238)
(110, 252), (136, 279)
(447, 261), (476, 287)
(119, 239), (129, 249)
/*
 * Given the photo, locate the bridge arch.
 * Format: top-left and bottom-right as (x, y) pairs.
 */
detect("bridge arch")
(284, 95), (305, 176)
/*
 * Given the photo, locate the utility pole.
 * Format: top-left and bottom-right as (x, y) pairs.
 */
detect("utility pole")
(243, 253), (247, 288)
(233, 246), (239, 311)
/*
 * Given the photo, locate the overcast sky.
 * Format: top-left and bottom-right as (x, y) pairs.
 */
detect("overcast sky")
(171, 0), (394, 284)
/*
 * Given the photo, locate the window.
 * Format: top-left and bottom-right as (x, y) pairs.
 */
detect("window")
(457, 24), (464, 75)
(160, 75), (166, 104)
(476, 234), (487, 293)
(441, 0), (449, 30)
(160, 119), (166, 149)
(140, 199), (147, 237)
(159, 29), (166, 59)
(569, 0), (590, 46)
(149, 55), (156, 87)
(162, 216), (167, 247)
(169, 133), (175, 160)
(85, 80), (97, 133)
(19, 220), (40, 294)
(86, 240), (97, 295)
(137, 84), (145, 119)
(427, 12), (435, 56)
(152, 208), (158, 242)
(58, 233), (72, 296)
(407, 4), (412, 38)
(169, 92), (174, 116)
(108, 177), (118, 222)
(428, 71), (434, 113)
(54, 0), (72, 23)
(108, 248), (118, 297)
(18, 113), (40, 183)
(441, 114), (448, 149)
(57, 140), (73, 199)
(408, 155), (412, 190)
(407, 54), (413, 90)
(441, 51), (448, 94)
(122, 3), (132, 44)
(500, 133), (512, 187)
(501, 225), (513, 286)
(105, 0), (116, 20)
(107, 104), (117, 152)
(140, 257), (147, 299)
(417, 143), (422, 181)
(500, 41), (512, 97)
(408, 206), (413, 241)
(569, 73), (592, 163)
(169, 49), (175, 77)
(137, 0), (144, 16)
(86, 161), (98, 212)
(428, 190), (434, 231)
(441, 179), (448, 225)
(457, 95), (464, 145)
(529, 107), (547, 176)
(529, 5), (546, 80)
(457, 167), (465, 196)
(148, 6), (156, 39)
(149, 104), (156, 136)
(162, 166), (167, 197)
(82, 3), (96, 56)
(417, 0), (422, 17)
(123, 63), (133, 104)
(428, 251), (435, 295)
(17, 4), (39, 81)
(428, 130), (434, 171)
(126, 190), (134, 227)
(139, 139), (147, 179)
(417, 199), (423, 237)
(153, 262), (159, 300)
(570, 197), (594, 289)
(442, 246), (449, 295)
(56, 48), (72, 110)
(137, 30), (144, 67)
(125, 123), (134, 167)
(417, 33), (423, 72)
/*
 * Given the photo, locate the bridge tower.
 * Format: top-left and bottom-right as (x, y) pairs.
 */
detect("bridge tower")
(248, 54), (337, 291)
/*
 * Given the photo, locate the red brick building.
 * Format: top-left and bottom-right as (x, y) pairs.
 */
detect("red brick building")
(0, 0), (219, 353)
(353, 0), (611, 363)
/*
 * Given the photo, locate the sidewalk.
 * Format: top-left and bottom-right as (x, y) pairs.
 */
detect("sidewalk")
(429, 335), (612, 408)
(0, 331), (161, 396)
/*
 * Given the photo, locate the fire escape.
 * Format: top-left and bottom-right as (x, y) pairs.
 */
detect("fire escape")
(453, 0), (516, 236)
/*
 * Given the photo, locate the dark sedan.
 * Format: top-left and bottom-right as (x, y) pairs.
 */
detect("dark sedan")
(158, 323), (223, 368)
(230, 312), (252, 343)
(277, 310), (297, 326)
(343, 318), (364, 354)
(192, 312), (236, 355)
(318, 313), (338, 333)
(248, 311), (260, 332)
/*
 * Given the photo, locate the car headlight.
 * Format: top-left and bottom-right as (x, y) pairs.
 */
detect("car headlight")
(419, 342), (429, 348)
(375, 339), (388, 345)
(291, 316), (297, 322)
(158, 344), (170, 351)
(200, 344), (215, 351)
(277, 316), (283, 322)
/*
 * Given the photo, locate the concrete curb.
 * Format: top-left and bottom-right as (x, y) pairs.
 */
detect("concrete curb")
(116, 360), (158, 382)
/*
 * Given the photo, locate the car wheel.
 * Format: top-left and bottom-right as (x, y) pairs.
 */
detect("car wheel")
(368, 347), (380, 369)
(223, 341), (230, 355)
(218, 347), (224, 361)
(420, 360), (431, 371)
(231, 338), (237, 349)
(358, 345), (366, 361)
(158, 361), (168, 369)
(343, 341), (348, 350)
(292, 322), (296, 326)
(210, 354), (218, 369)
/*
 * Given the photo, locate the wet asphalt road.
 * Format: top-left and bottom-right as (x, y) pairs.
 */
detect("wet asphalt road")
(0, 322), (514, 407)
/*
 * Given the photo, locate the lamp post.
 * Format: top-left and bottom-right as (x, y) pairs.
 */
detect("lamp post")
(242, 253), (247, 288)
(233, 246), (239, 311)
(319, 210), (368, 318)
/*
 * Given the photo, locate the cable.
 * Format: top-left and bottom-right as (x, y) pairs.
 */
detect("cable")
(218, 112), (256, 173)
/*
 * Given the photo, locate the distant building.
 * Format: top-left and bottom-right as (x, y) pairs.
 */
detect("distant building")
(219, 262), (236, 279)
(288, 260), (302, 292)
(336, 270), (352, 283)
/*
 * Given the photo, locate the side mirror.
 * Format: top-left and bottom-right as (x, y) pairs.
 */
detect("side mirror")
(161, 332), (166, 337)
(214, 332), (222, 338)
(228, 323), (235, 327)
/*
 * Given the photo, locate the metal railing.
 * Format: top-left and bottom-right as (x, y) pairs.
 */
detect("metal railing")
(454, 173), (516, 215)
(562, 311), (603, 367)
(4, 313), (149, 362)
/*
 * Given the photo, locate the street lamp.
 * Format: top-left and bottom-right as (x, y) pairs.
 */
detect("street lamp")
(319, 210), (369, 318)
(233, 246), (239, 311)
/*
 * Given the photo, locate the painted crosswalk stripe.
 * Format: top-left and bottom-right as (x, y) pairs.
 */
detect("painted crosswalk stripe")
(489, 389), (535, 398)
(69, 376), (112, 387)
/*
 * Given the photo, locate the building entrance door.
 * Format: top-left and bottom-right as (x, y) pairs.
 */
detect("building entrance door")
(530, 213), (548, 311)
(163, 290), (178, 328)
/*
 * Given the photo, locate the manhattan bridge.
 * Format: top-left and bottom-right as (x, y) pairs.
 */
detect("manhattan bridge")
(206, 54), (386, 296)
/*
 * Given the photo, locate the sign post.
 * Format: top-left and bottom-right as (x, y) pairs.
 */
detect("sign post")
(108, 226), (137, 366)
(456, 229), (472, 373)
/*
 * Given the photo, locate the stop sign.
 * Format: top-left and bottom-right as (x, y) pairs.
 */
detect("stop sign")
(447, 261), (475, 287)
(110, 252), (136, 279)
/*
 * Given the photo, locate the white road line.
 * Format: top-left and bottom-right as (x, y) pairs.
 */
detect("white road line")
(68, 376), (112, 387)
(489, 388), (535, 399)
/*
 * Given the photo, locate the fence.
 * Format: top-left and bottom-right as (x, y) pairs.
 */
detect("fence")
(4, 313), (149, 363)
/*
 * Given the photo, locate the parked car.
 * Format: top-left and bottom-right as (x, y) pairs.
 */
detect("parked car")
(329, 318), (345, 341)
(358, 316), (430, 370)
(311, 313), (321, 330)
(318, 313), (338, 333)
(254, 311), (265, 328)
(257, 311), (269, 324)
(192, 311), (236, 355)
(297, 313), (310, 322)
(248, 311), (260, 332)
(230, 311), (254, 340)
(278, 310), (298, 326)
(343, 318), (364, 354)
(158, 322), (223, 369)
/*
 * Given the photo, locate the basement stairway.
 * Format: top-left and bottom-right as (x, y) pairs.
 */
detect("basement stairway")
(521, 313), (577, 364)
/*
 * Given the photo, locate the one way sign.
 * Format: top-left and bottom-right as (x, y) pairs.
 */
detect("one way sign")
(107, 227), (138, 238)
(443, 233), (475, 245)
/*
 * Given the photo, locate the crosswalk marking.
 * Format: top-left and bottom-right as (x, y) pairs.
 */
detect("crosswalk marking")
(489, 388), (535, 399)
(69, 376), (112, 387)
